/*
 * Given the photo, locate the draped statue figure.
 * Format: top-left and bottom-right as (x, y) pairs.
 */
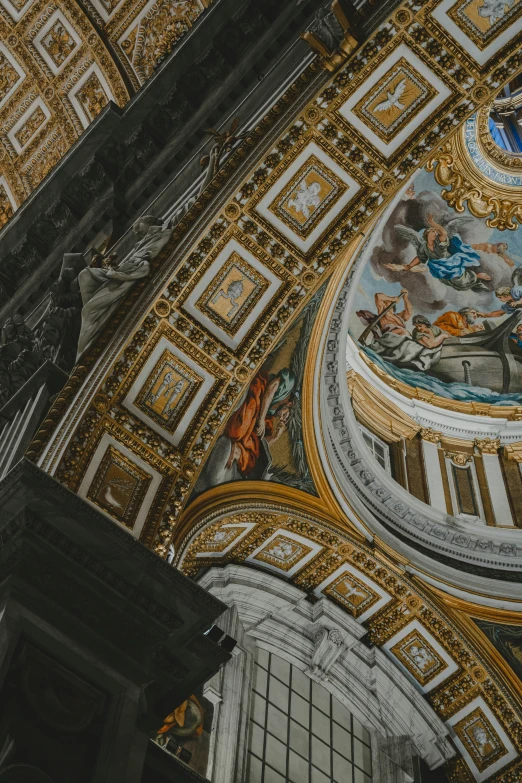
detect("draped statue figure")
(76, 216), (173, 357)
(76, 118), (245, 358)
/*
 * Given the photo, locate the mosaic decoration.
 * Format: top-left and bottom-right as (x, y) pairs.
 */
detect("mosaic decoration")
(195, 252), (270, 338)
(390, 629), (447, 686)
(447, 0), (522, 51)
(134, 348), (204, 435)
(193, 287), (324, 497)
(252, 534), (313, 571)
(352, 57), (437, 143)
(86, 444), (152, 528)
(453, 707), (509, 773)
(348, 166), (522, 407)
(268, 154), (347, 240)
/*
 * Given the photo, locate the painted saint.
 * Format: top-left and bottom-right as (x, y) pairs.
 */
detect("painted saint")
(194, 368), (296, 492)
(348, 168), (522, 404)
(384, 214), (499, 292)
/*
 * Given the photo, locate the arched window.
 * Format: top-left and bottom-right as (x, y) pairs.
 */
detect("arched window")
(247, 648), (372, 783)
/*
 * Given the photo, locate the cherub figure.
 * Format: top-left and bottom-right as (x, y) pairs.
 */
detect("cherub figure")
(384, 213), (493, 292)
(287, 180), (322, 219)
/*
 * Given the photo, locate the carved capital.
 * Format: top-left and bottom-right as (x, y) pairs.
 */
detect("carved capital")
(420, 427), (442, 444)
(474, 437), (500, 455)
(446, 451), (473, 467)
(306, 626), (345, 682)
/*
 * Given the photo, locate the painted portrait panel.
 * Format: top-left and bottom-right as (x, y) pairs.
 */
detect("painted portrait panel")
(192, 288), (325, 498)
(347, 166), (522, 406)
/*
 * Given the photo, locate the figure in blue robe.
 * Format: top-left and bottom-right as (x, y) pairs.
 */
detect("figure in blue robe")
(384, 214), (492, 293)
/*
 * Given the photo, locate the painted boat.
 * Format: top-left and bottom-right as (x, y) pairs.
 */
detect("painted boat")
(426, 311), (522, 394)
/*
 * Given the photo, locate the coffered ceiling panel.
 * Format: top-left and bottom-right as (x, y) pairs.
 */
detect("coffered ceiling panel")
(0, 0), (212, 227)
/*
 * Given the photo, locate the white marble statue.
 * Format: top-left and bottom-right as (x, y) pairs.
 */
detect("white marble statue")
(76, 216), (173, 357)
(76, 118), (245, 358)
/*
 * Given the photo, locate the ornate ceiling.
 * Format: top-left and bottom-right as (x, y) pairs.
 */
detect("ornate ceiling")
(0, 0), (211, 226)
(21, 0), (522, 779)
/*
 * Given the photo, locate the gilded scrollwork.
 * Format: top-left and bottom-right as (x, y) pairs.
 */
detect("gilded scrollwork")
(427, 108), (522, 231)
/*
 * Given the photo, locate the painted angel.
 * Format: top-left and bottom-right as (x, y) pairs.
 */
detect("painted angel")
(374, 79), (407, 113)
(384, 214), (493, 292)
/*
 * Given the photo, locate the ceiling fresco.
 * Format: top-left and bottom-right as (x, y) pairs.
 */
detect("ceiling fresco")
(192, 285), (325, 498)
(347, 164), (522, 407)
(0, 0), (211, 224)
(23, 2), (522, 778)
(34, 0), (522, 547)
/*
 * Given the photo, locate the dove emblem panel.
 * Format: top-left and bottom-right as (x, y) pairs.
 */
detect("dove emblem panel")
(78, 433), (162, 536)
(431, 0), (522, 65)
(85, 443), (152, 529)
(333, 41), (453, 159)
(351, 57), (438, 144)
(383, 619), (460, 692)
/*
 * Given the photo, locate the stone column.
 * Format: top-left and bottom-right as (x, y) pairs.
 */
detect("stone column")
(475, 438), (514, 527)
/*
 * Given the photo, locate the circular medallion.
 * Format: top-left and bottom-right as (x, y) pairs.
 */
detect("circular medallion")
(154, 299), (171, 317)
(304, 106), (321, 126)
(301, 270), (317, 288)
(92, 394), (110, 412)
(235, 365), (250, 382)
(224, 202), (241, 221)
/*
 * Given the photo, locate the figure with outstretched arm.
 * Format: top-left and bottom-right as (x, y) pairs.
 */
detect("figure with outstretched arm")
(411, 315), (451, 348)
(384, 214), (492, 292)
(374, 288), (412, 335)
(254, 375), (284, 438)
(472, 241), (515, 267)
(224, 368), (296, 475)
